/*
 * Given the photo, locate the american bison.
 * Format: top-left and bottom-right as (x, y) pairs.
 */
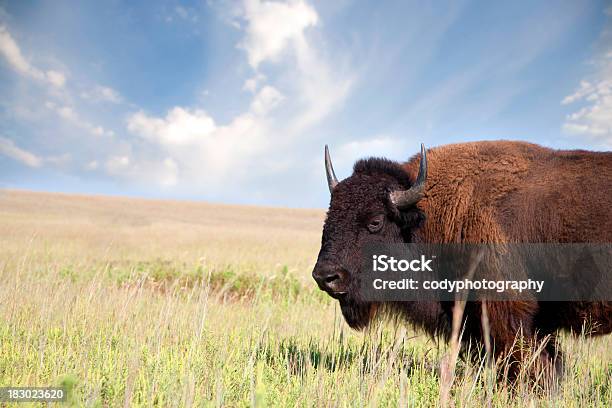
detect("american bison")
(312, 140), (611, 381)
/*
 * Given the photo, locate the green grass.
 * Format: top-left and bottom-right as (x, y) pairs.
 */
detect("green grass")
(0, 190), (610, 406)
(1, 258), (610, 407)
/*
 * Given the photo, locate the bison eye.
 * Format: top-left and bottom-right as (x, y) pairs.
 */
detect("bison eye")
(367, 214), (385, 233)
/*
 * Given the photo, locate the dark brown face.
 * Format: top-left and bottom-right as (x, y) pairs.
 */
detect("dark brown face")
(312, 165), (425, 329)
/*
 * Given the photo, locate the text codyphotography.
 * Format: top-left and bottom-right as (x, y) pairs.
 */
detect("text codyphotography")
(359, 244), (611, 302)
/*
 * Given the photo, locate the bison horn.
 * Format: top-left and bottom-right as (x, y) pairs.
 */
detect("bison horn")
(390, 143), (428, 209)
(325, 145), (339, 193)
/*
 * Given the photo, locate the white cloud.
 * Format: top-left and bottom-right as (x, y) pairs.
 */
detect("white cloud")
(0, 25), (41, 78)
(45, 101), (115, 137)
(237, 0), (353, 132)
(81, 85), (122, 104)
(45, 70), (66, 87)
(249, 85), (283, 115)
(242, 72), (266, 92)
(239, 0), (318, 68)
(175, 6), (189, 20)
(0, 1), (353, 201)
(126, 86), (282, 155)
(44, 153), (71, 166)
(175, 6), (198, 22)
(289, 38), (353, 133)
(105, 155), (130, 173)
(123, 79), (295, 189)
(0, 136), (72, 168)
(243, 78), (257, 92)
(562, 52), (612, 147)
(85, 160), (99, 170)
(57, 105), (77, 121)
(127, 107), (216, 146)
(103, 154), (180, 188)
(119, 0), (352, 192)
(0, 25), (66, 87)
(0, 136), (42, 167)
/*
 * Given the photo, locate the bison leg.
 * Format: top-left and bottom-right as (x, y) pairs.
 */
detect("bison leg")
(479, 301), (561, 388)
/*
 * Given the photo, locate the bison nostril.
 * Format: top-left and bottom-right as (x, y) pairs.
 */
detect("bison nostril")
(312, 264), (347, 294)
(325, 274), (340, 284)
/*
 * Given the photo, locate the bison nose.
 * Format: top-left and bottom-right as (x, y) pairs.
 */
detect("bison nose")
(312, 264), (347, 295)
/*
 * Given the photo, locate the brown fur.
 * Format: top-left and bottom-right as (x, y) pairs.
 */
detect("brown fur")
(406, 141), (612, 244)
(404, 141), (611, 379)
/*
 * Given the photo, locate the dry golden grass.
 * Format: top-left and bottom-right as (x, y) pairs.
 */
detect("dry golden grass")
(0, 189), (324, 276)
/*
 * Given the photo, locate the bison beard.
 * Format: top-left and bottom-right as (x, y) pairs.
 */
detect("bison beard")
(339, 297), (371, 330)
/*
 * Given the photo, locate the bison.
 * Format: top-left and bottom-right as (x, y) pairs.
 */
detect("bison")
(312, 140), (611, 381)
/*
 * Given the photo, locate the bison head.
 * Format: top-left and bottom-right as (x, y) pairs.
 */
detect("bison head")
(312, 144), (427, 329)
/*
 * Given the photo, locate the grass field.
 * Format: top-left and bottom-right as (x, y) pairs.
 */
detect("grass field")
(0, 189), (610, 407)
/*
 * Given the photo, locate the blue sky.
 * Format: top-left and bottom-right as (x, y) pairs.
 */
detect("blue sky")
(0, 0), (611, 208)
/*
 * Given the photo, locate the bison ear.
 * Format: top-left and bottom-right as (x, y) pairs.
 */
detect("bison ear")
(398, 209), (426, 229)
(386, 194), (426, 229)
(389, 143), (427, 209)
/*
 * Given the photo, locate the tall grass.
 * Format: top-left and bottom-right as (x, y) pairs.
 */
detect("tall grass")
(0, 190), (610, 406)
